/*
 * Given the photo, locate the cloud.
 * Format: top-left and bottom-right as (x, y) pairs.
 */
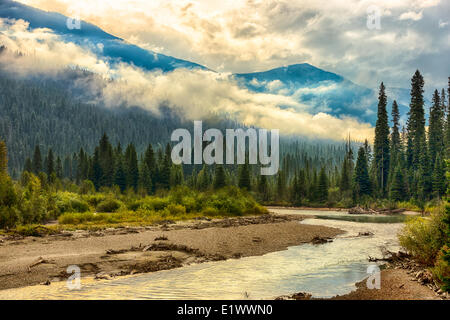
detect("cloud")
(0, 17), (374, 142)
(399, 11), (423, 21)
(13, 0), (449, 91)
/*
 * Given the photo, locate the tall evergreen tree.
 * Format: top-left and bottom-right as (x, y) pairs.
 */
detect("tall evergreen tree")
(125, 144), (139, 191)
(373, 82), (390, 195)
(213, 165), (226, 190)
(317, 167), (328, 203)
(407, 70), (426, 170)
(32, 145), (42, 175)
(432, 155), (446, 198)
(238, 163), (251, 190)
(114, 157), (127, 192)
(390, 167), (406, 202)
(0, 140), (7, 175)
(46, 148), (55, 182)
(429, 90), (444, 164)
(391, 100), (402, 162)
(353, 146), (371, 198)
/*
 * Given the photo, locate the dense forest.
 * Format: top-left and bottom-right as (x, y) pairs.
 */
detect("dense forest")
(1, 70), (449, 209)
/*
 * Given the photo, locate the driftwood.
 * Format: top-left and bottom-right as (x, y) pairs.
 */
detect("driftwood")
(27, 256), (49, 272)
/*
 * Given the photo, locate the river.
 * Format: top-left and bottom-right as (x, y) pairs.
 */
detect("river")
(0, 208), (405, 299)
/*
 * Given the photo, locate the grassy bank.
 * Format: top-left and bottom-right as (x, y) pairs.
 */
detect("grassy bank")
(1, 181), (267, 234)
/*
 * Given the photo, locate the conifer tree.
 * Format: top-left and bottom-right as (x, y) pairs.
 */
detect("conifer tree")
(32, 145), (42, 175)
(373, 82), (390, 195)
(432, 155), (446, 198)
(125, 144), (139, 191)
(238, 163), (251, 190)
(407, 70), (426, 170)
(91, 147), (103, 190)
(429, 90), (444, 164)
(0, 140), (7, 175)
(139, 162), (153, 195)
(389, 167), (406, 202)
(114, 157), (127, 192)
(390, 100), (402, 164)
(353, 146), (371, 198)
(213, 165), (226, 190)
(258, 174), (270, 202)
(46, 148), (55, 182)
(317, 167), (328, 203)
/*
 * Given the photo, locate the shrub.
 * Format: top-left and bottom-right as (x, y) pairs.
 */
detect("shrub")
(96, 199), (122, 213)
(399, 206), (447, 265)
(166, 203), (186, 215)
(431, 246), (450, 291)
(201, 206), (219, 216)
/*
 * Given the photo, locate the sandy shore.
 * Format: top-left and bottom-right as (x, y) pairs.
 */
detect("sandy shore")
(331, 268), (442, 300)
(0, 214), (344, 290)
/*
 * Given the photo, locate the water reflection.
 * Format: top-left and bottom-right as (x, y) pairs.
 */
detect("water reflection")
(0, 214), (403, 300)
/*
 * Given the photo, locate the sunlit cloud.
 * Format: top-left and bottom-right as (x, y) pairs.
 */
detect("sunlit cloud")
(0, 17), (374, 142)
(13, 0), (449, 91)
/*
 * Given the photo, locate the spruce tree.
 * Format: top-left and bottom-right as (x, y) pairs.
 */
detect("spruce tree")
(432, 155), (446, 198)
(32, 145), (42, 175)
(0, 140), (7, 175)
(114, 157), (127, 192)
(238, 163), (251, 190)
(213, 165), (226, 190)
(353, 146), (371, 198)
(139, 162), (153, 195)
(391, 100), (402, 163)
(429, 90), (444, 164)
(125, 144), (139, 191)
(46, 148), (54, 182)
(317, 167), (328, 203)
(389, 167), (406, 202)
(373, 82), (390, 195)
(407, 70), (426, 170)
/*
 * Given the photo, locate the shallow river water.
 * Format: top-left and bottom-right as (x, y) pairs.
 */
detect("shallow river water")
(0, 209), (404, 299)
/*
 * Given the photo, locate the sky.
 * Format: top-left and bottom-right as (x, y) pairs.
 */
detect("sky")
(2, 0), (449, 142)
(14, 0), (450, 90)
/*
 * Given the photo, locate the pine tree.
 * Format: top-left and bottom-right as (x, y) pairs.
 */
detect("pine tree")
(0, 140), (7, 175)
(114, 157), (127, 192)
(213, 165), (226, 190)
(429, 90), (444, 164)
(353, 146), (371, 198)
(32, 145), (42, 175)
(390, 167), (406, 202)
(407, 70), (426, 170)
(91, 147), (103, 190)
(98, 133), (114, 187)
(391, 100), (402, 164)
(46, 148), (55, 182)
(24, 157), (32, 173)
(373, 82), (390, 195)
(56, 156), (63, 179)
(432, 155), (446, 198)
(158, 143), (172, 190)
(317, 167), (328, 203)
(125, 144), (139, 191)
(238, 163), (251, 190)
(258, 174), (270, 201)
(139, 162), (153, 195)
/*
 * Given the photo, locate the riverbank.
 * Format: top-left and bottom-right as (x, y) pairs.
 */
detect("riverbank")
(330, 268), (443, 300)
(0, 214), (344, 291)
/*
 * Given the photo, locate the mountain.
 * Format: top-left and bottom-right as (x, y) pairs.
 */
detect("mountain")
(235, 64), (378, 123)
(0, 0), (205, 72)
